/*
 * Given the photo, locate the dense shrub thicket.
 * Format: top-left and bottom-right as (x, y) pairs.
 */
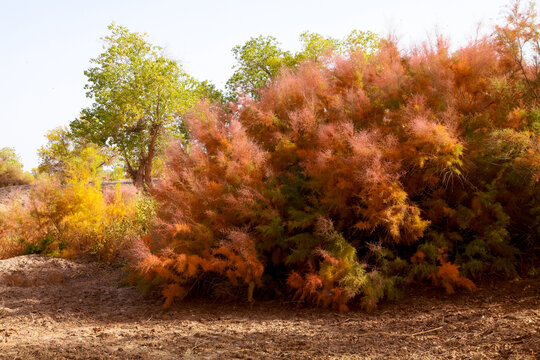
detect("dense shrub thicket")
(134, 6), (539, 311)
(0, 147), (155, 262)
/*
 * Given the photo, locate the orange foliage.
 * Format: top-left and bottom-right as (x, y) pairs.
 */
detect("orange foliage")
(410, 251), (426, 264)
(132, 102), (267, 305)
(134, 1), (538, 309)
(430, 250), (476, 294)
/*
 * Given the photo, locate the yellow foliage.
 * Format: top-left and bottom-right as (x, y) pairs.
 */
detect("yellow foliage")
(0, 155), (151, 262)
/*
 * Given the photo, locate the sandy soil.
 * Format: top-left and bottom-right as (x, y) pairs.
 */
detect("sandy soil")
(0, 254), (538, 359)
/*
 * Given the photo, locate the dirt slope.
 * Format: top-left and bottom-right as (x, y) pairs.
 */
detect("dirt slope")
(0, 255), (538, 359)
(0, 185), (31, 210)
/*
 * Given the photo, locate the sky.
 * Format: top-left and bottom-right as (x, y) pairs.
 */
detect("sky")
(0, 0), (515, 170)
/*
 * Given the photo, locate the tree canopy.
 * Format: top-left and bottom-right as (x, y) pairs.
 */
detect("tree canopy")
(226, 30), (379, 99)
(37, 126), (122, 182)
(69, 25), (379, 188)
(70, 24), (202, 189)
(0, 147), (31, 187)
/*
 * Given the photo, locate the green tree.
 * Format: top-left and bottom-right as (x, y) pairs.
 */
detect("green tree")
(196, 80), (228, 107)
(71, 24), (201, 190)
(37, 127), (73, 179)
(37, 126), (119, 182)
(297, 29), (379, 60)
(226, 35), (295, 99)
(295, 31), (339, 62)
(0, 147), (31, 187)
(226, 30), (379, 99)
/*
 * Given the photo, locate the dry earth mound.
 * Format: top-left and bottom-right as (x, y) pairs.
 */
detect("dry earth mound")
(0, 254), (83, 287)
(0, 185), (31, 210)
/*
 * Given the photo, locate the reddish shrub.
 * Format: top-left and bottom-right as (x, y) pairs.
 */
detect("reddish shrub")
(136, 2), (539, 309)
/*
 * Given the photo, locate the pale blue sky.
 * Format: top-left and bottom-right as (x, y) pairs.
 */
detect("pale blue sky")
(0, 0), (513, 170)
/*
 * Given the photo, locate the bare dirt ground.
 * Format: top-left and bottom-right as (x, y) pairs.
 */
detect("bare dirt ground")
(0, 255), (538, 359)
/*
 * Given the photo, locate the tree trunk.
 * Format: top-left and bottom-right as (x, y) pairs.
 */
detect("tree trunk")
(130, 167), (145, 190)
(143, 124), (161, 191)
(125, 159), (145, 190)
(124, 124), (161, 191)
(144, 157), (153, 191)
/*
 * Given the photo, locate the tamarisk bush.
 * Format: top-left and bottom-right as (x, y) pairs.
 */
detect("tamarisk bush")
(0, 147), (154, 262)
(131, 103), (266, 306)
(135, 1), (538, 310)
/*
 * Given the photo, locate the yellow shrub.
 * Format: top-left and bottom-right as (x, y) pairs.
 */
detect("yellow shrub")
(0, 147), (154, 262)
